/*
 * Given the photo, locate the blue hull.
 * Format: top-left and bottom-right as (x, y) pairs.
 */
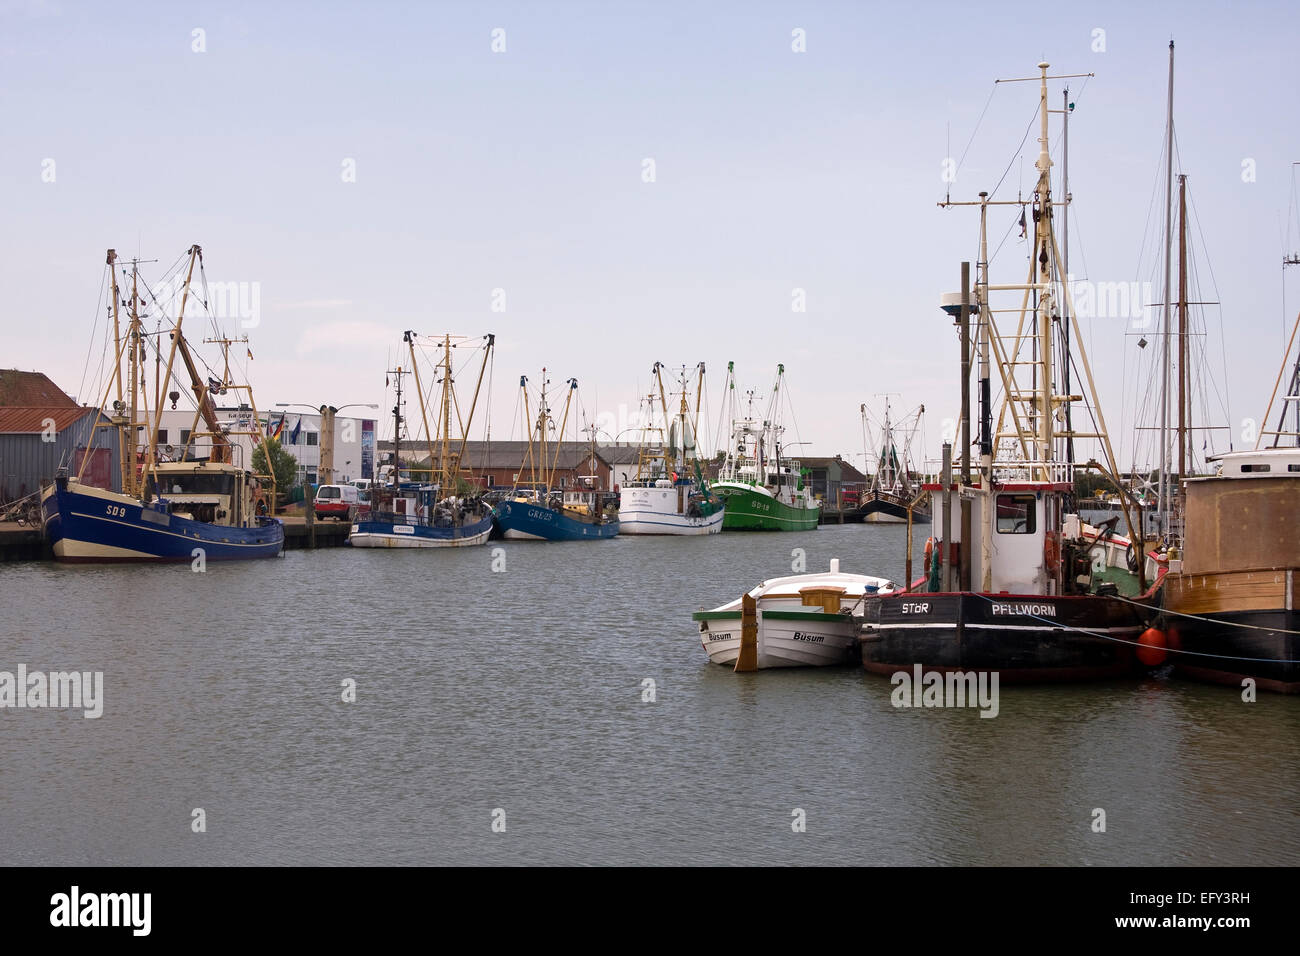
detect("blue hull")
(493, 500), (619, 541)
(43, 485), (283, 563)
(349, 511), (494, 548)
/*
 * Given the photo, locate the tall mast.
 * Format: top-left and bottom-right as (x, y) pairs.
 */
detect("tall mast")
(126, 263), (140, 496)
(1177, 173), (1189, 482)
(678, 365), (690, 472)
(404, 331), (436, 486)
(1062, 87), (1075, 466)
(442, 334), (452, 490)
(390, 364), (405, 485)
(978, 190), (993, 592)
(691, 362), (705, 454)
(1159, 40), (1175, 525)
(106, 250), (130, 495)
(1034, 60), (1054, 471)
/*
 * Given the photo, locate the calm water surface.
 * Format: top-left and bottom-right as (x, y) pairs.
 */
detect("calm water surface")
(2, 523), (1297, 865)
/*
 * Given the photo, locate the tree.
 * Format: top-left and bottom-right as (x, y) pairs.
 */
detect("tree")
(252, 437), (298, 498)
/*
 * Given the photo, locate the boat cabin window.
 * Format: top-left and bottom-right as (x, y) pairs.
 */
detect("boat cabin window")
(996, 494), (1036, 534)
(1291, 464), (1300, 472)
(1241, 463), (1271, 473)
(163, 474), (237, 497)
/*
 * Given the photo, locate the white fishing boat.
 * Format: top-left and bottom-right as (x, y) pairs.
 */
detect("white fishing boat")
(618, 362), (724, 535)
(692, 559), (898, 669)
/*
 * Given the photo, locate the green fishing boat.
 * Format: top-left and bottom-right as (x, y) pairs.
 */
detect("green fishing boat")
(712, 363), (820, 531)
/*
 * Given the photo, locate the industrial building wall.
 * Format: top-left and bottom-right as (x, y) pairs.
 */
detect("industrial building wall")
(0, 413), (121, 502)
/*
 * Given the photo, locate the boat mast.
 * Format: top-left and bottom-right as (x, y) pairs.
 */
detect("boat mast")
(546, 378), (577, 491)
(1159, 40), (1175, 528)
(691, 362), (705, 456)
(978, 190), (993, 592)
(677, 365), (691, 473)
(453, 334), (494, 484)
(126, 263), (140, 495)
(1062, 87), (1075, 467)
(882, 398), (894, 490)
(102, 250), (132, 495)
(403, 331), (437, 487)
(390, 364), (405, 486)
(519, 375), (535, 489)
(1033, 63), (1054, 474)
(441, 334), (452, 490)
(1177, 173), (1189, 484)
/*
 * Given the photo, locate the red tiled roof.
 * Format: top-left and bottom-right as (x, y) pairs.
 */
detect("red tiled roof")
(0, 405), (97, 434)
(0, 370), (77, 407)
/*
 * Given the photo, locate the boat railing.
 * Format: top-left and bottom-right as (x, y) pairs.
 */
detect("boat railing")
(925, 458), (1075, 487)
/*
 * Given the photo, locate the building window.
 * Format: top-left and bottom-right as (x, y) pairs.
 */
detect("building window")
(157, 429), (169, 444)
(996, 494), (1036, 534)
(306, 432), (318, 446)
(180, 429), (191, 446)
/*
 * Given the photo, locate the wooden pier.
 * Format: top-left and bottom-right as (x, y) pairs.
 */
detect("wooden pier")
(817, 506), (864, 525)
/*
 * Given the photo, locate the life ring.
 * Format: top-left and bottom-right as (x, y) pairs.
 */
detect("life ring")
(1044, 533), (1061, 574)
(924, 537), (935, 562)
(254, 497), (267, 516)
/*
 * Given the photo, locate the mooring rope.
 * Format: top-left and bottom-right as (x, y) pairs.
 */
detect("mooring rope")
(1106, 591), (1300, 637)
(960, 592), (1300, 664)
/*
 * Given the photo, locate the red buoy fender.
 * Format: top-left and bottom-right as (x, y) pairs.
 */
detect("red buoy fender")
(1137, 627), (1168, 666)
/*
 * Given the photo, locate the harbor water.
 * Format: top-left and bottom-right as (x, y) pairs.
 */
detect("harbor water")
(2, 523), (1297, 865)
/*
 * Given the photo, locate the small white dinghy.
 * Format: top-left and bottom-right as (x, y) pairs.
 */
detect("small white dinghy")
(693, 559), (899, 670)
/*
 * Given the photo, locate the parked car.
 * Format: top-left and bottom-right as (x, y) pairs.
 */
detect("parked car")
(315, 483), (359, 520)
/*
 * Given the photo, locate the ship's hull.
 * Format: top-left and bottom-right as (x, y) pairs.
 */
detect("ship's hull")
(859, 591), (1151, 682)
(619, 508), (724, 535)
(859, 491), (931, 524)
(618, 484), (724, 535)
(493, 499), (619, 541)
(348, 512), (494, 548)
(42, 482), (283, 563)
(695, 607), (858, 668)
(713, 482), (819, 531)
(1161, 570), (1300, 693)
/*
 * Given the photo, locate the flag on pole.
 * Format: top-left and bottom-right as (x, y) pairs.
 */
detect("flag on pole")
(267, 412), (286, 439)
(289, 417), (302, 446)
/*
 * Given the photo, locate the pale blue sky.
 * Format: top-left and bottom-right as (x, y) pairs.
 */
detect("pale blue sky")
(3, 0), (1298, 471)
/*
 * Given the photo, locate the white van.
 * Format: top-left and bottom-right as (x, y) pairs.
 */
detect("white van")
(315, 483), (360, 520)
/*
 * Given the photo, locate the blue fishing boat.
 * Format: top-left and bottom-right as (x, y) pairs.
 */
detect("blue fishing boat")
(490, 372), (619, 541)
(350, 484), (495, 547)
(42, 246), (284, 563)
(43, 467), (283, 563)
(494, 490), (619, 541)
(349, 332), (499, 549)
